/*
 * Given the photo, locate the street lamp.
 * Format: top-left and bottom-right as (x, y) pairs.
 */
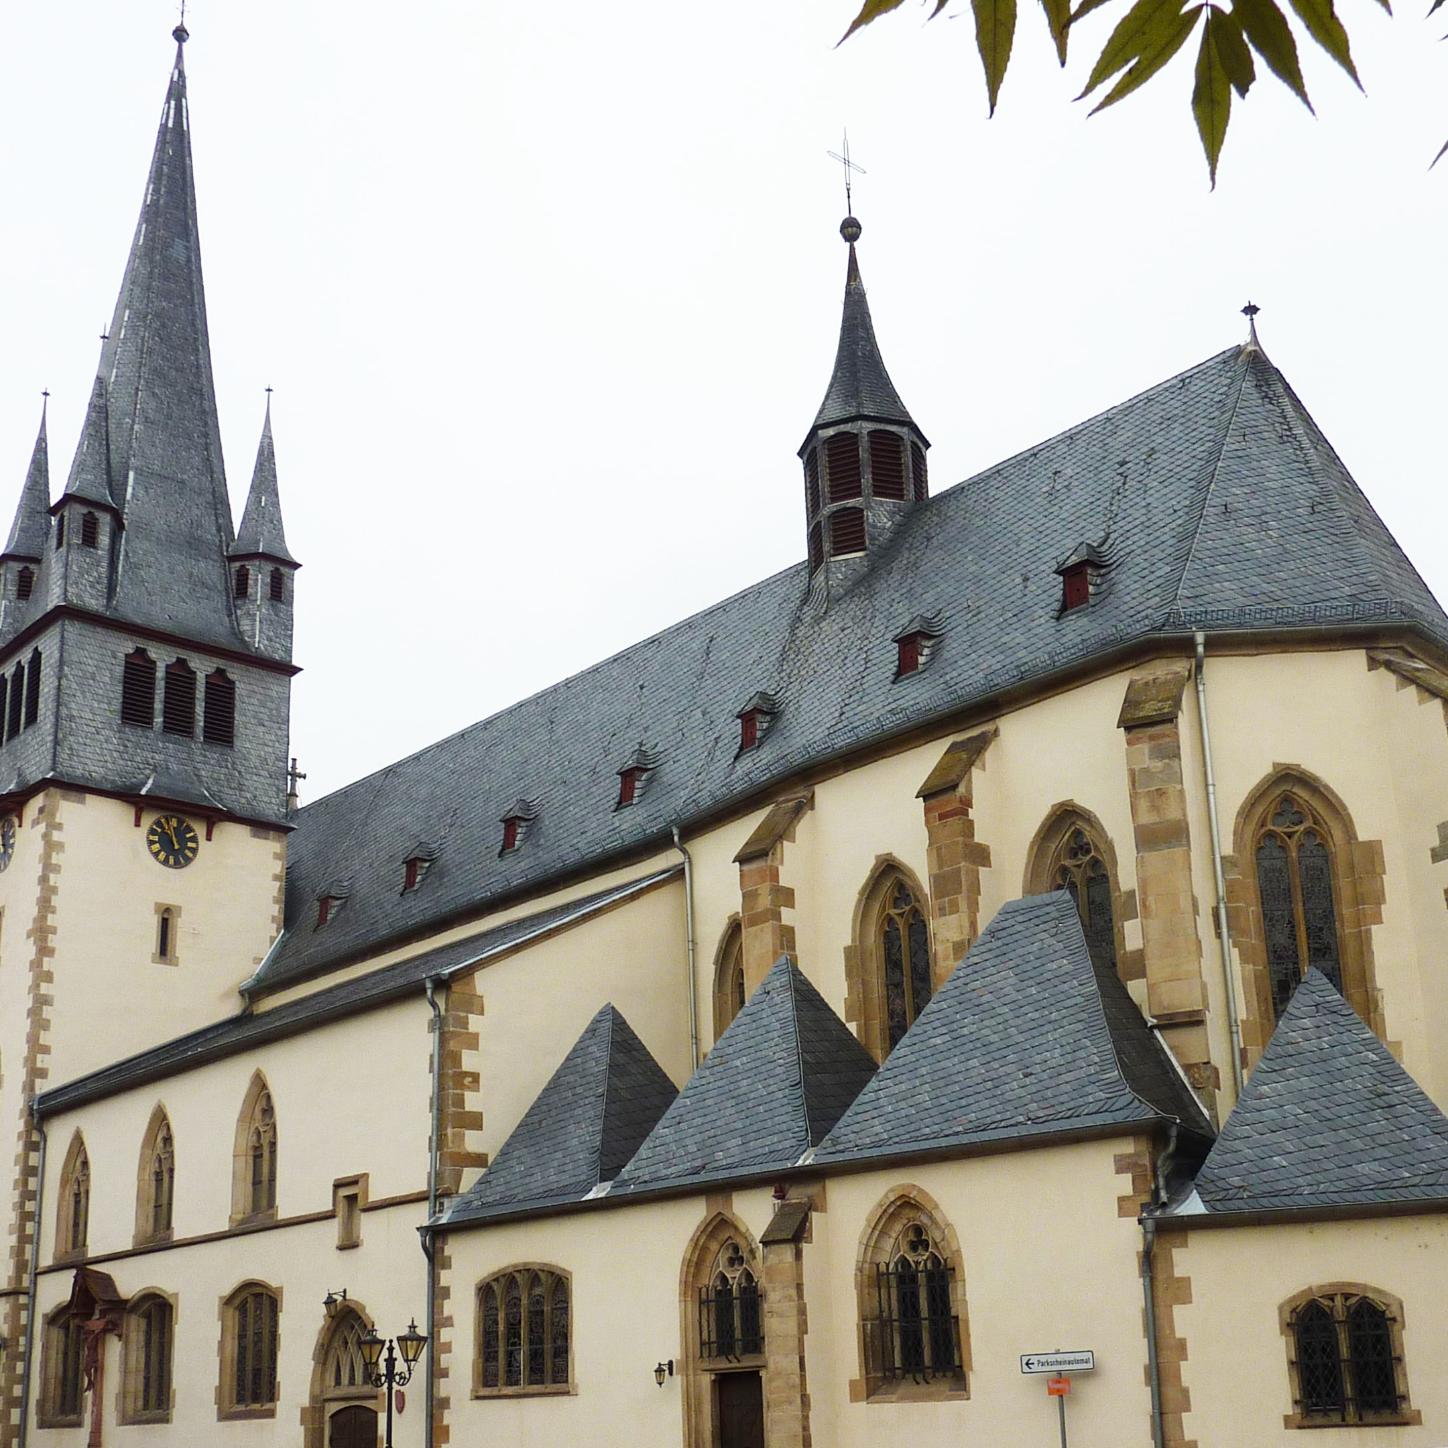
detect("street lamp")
(322, 1299), (427, 1448)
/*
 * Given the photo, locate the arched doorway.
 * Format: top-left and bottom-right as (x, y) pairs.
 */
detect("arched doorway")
(303, 1304), (383, 1448)
(328, 1403), (378, 1448)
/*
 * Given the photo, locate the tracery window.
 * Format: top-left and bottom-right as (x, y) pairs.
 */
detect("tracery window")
(1052, 828), (1117, 975)
(57, 1134), (90, 1259)
(698, 1238), (763, 1362)
(476, 1267), (571, 1394)
(232, 1075), (279, 1224)
(858, 1193), (969, 1400)
(122, 1294), (174, 1422)
(223, 1284), (281, 1413)
(712, 921), (746, 1041)
(325, 1313), (369, 1391)
(1284, 1289), (1412, 1428)
(137, 1109), (175, 1242)
(1255, 793), (1344, 1020)
(879, 878), (932, 1054)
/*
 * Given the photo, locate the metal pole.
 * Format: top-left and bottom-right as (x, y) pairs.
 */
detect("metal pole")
(1058, 1389), (1069, 1448)
(384, 1341), (396, 1448)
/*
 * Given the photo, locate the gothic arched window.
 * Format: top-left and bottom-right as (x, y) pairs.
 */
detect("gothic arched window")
(1284, 1288), (1411, 1427)
(712, 921), (746, 1042)
(880, 878), (932, 1054)
(121, 1294), (174, 1423)
(325, 1313), (369, 1391)
(858, 1191), (969, 1399)
(1052, 827), (1118, 975)
(136, 1108), (175, 1244)
(476, 1267), (571, 1394)
(222, 1283), (281, 1414)
(232, 1075), (278, 1224)
(699, 1237), (763, 1362)
(1255, 793), (1343, 1019)
(40, 1306), (84, 1426)
(57, 1133), (90, 1259)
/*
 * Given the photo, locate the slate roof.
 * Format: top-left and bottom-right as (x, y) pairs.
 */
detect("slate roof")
(258, 339), (1448, 996)
(808, 237), (920, 439)
(4, 404), (50, 561)
(36, 866), (678, 1118)
(609, 956), (878, 1196)
(1179, 972), (1448, 1215)
(815, 893), (1211, 1165)
(230, 405), (296, 565)
(441, 1005), (678, 1224)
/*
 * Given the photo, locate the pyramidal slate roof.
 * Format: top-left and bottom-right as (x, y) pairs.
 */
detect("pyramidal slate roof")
(816, 893), (1211, 1165)
(257, 339), (1448, 996)
(59, 377), (116, 510)
(609, 956), (877, 1197)
(808, 235), (919, 438)
(442, 1005), (678, 1225)
(1180, 972), (1448, 1216)
(4, 403), (51, 562)
(230, 404), (296, 565)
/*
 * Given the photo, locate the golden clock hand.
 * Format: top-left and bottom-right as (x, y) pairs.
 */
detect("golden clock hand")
(166, 822), (179, 849)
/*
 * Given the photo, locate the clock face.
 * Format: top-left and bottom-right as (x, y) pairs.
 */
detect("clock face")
(0, 815), (15, 872)
(146, 814), (199, 869)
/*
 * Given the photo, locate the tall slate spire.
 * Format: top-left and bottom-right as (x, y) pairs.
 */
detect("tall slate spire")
(90, 24), (239, 644)
(58, 376), (116, 511)
(798, 216), (930, 578)
(231, 399), (296, 566)
(3, 399), (52, 563)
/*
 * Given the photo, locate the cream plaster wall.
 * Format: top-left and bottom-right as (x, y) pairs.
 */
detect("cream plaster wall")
(1175, 1213), (1448, 1445)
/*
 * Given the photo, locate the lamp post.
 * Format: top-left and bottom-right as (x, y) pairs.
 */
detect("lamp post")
(322, 1293), (427, 1448)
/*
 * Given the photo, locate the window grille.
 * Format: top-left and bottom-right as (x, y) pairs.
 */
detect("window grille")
(880, 880), (931, 1052)
(1255, 794), (1343, 1019)
(162, 660), (196, 737)
(137, 1299), (172, 1414)
(16, 566), (33, 600)
(203, 670), (236, 746)
(233, 566), (250, 600)
(910, 442), (928, 500)
(325, 1315), (368, 1390)
(1053, 828), (1117, 976)
(478, 1269), (570, 1391)
(804, 448), (821, 517)
(232, 1290), (279, 1408)
(869, 430), (907, 500)
(829, 507), (866, 557)
(825, 433), (863, 503)
(81, 511), (99, 548)
(872, 1249), (962, 1383)
(698, 1239), (763, 1361)
(269, 567), (285, 602)
(23, 648), (40, 728)
(121, 649), (156, 728)
(1291, 1293), (1405, 1424)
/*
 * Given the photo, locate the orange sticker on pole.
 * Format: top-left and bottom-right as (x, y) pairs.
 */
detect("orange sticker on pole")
(1047, 1375), (1071, 1397)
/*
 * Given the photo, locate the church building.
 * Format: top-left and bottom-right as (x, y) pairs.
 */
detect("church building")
(4, 26), (1448, 1448)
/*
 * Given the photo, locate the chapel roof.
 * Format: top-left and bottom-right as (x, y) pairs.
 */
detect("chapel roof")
(815, 891), (1211, 1166)
(1172, 972), (1448, 1217)
(442, 1005), (679, 1225)
(257, 340), (1448, 996)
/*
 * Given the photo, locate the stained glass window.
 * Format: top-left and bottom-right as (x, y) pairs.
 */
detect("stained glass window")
(1291, 1292), (1406, 1424)
(1255, 794), (1343, 1019)
(248, 1092), (277, 1215)
(232, 1290), (279, 1408)
(880, 880), (932, 1053)
(477, 1269), (571, 1392)
(1053, 828), (1117, 975)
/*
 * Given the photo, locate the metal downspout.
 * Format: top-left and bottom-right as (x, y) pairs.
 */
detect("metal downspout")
(1142, 1215), (1165, 1448)
(423, 980), (444, 1448)
(671, 825), (700, 1070)
(17, 1111), (47, 1448)
(1194, 632), (1245, 1100)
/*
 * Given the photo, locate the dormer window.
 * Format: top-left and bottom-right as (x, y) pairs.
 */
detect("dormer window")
(739, 710), (759, 751)
(1054, 541), (1111, 615)
(316, 895), (340, 927)
(615, 749), (659, 810)
(893, 615), (945, 679)
(499, 800), (538, 855)
(401, 842), (440, 892)
(735, 692), (780, 755)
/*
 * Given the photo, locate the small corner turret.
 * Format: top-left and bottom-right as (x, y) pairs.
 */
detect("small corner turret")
(0, 397), (52, 630)
(799, 215), (928, 585)
(229, 397), (299, 663)
(43, 376), (121, 616)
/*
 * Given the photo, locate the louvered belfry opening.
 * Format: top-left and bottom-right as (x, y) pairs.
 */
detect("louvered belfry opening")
(869, 430), (907, 500)
(233, 565), (249, 600)
(203, 669), (236, 746)
(830, 507), (866, 557)
(80, 511), (99, 548)
(825, 433), (863, 504)
(122, 649), (157, 727)
(268, 567), (285, 602)
(162, 659), (196, 737)
(16, 567), (33, 601)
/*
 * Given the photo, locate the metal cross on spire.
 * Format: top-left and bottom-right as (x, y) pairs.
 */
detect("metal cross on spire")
(827, 132), (866, 218)
(1241, 300), (1261, 346)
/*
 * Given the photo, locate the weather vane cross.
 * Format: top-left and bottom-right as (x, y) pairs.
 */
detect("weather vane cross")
(827, 133), (866, 216)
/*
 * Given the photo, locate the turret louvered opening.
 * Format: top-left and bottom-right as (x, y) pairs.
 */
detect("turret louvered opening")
(121, 649), (157, 728)
(203, 669), (235, 747)
(808, 522), (824, 573)
(23, 649), (40, 727)
(233, 565), (250, 600)
(162, 660), (196, 737)
(830, 508), (866, 557)
(825, 433), (863, 503)
(804, 449), (821, 517)
(54, 515), (65, 551)
(15, 567), (33, 601)
(6, 661), (22, 739)
(910, 442), (928, 500)
(869, 431), (907, 501)
(80, 512), (99, 549)
(269, 567), (285, 602)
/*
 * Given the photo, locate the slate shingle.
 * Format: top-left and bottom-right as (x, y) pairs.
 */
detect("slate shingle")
(1187, 972), (1448, 1213)
(816, 892), (1210, 1165)
(611, 956), (877, 1195)
(443, 1005), (678, 1224)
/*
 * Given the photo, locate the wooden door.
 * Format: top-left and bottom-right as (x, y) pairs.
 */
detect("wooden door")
(716, 1371), (765, 1448)
(328, 1404), (379, 1448)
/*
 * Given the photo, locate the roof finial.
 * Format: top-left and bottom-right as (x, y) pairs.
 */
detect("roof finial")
(174, 0), (189, 45)
(41, 388), (49, 421)
(1241, 300), (1261, 348)
(264, 384), (273, 421)
(827, 132), (866, 243)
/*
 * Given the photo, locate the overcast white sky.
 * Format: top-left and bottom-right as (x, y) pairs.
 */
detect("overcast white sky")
(1, 0), (1442, 801)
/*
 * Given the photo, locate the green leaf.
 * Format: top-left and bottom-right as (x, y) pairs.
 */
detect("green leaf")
(973, 0), (1019, 111)
(1232, 0), (1312, 108)
(1042, 0), (1073, 63)
(1069, 0), (1116, 24)
(1210, 5), (1256, 94)
(1091, 2), (1199, 109)
(1285, 0), (1361, 85)
(1193, 10), (1233, 185)
(1079, 0), (1193, 95)
(838, 0), (910, 44)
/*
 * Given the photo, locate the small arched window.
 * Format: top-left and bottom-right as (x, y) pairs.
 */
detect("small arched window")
(137, 1108), (175, 1243)
(203, 669), (236, 746)
(7, 659), (24, 739)
(16, 566), (33, 600)
(121, 648), (156, 727)
(223, 1284), (281, 1413)
(829, 506), (866, 557)
(269, 567), (285, 602)
(80, 511), (99, 548)
(121, 1294), (174, 1423)
(1255, 793), (1344, 1019)
(233, 565), (250, 600)
(57, 1133), (90, 1258)
(324, 1311), (371, 1391)
(712, 921), (746, 1041)
(879, 877), (932, 1054)
(1285, 1289), (1410, 1426)
(24, 647), (41, 728)
(476, 1267), (571, 1394)
(40, 1307), (85, 1425)
(1052, 828), (1118, 976)
(859, 1195), (967, 1397)
(700, 1237), (763, 1361)
(161, 659), (196, 737)
(868, 430), (907, 500)
(232, 1076), (278, 1224)
(825, 432), (863, 503)
(54, 513), (65, 551)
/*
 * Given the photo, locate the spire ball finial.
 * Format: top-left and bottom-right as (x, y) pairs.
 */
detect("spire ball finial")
(173, 23), (189, 43)
(840, 216), (862, 244)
